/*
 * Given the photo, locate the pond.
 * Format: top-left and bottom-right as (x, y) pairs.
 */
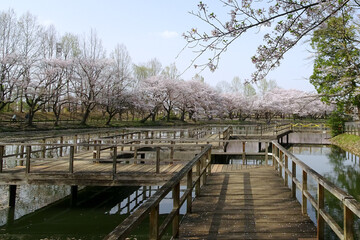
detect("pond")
(0, 184), (189, 240)
(289, 144), (360, 239)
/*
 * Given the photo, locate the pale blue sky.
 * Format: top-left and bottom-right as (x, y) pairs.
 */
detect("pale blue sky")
(0, 0), (315, 91)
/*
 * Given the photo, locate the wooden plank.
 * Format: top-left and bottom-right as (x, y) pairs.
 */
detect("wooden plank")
(179, 166), (316, 240)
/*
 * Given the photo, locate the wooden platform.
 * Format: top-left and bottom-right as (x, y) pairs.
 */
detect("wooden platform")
(0, 149), (192, 186)
(178, 165), (316, 240)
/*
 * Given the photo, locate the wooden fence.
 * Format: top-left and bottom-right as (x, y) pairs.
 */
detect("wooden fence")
(272, 141), (360, 240)
(345, 125), (360, 136)
(103, 145), (212, 240)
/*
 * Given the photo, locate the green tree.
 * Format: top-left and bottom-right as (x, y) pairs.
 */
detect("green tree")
(310, 14), (360, 118)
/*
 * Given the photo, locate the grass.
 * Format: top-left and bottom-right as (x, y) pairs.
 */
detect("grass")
(330, 133), (360, 156)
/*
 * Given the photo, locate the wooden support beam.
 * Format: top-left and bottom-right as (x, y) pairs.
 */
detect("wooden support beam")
(9, 185), (16, 207)
(71, 185), (78, 207)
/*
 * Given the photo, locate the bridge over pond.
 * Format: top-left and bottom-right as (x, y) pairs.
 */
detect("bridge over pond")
(0, 124), (358, 239)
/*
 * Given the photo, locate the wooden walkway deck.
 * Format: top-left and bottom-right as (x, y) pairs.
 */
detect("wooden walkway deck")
(178, 165), (316, 240)
(0, 148), (193, 186)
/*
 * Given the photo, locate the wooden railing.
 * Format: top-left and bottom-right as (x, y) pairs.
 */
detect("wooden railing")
(103, 145), (212, 240)
(272, 141), (360, 240)
(345, 125), (360, 136)
(291, 123), (330, 132)
(0, 142), (208, 175)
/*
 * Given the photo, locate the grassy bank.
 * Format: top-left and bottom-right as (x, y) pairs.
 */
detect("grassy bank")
(330, 134), (360, 156)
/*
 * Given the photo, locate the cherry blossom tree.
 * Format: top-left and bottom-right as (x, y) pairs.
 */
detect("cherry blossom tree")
(100, 44), (133, 125)
(74, 30), (111, 125)
(138, 76), (167, 122)
(184, 1), (358, 81)
(0, 9), (21, 111)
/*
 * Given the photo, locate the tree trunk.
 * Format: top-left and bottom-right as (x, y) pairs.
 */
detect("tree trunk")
(166, 109), (171, 121)
(181, 110), (186, 122)
(106, 113), (116, 125)
(81, 108), (91, 125)
(140, 112), (152, 123)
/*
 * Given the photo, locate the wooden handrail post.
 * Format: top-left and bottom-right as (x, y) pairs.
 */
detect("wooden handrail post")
(134, 147), (137, 164)
(145, 131), (149, 144)
(187, 169), (193, 214)
(291, 161), (296, 198)
(265, 142), (268, 166)
(149, 205), (159, 240)
(74, 135), (78, 153)
(218, 131), (221, 147)
(242, 141), (246, 165)
(272, 143), (276, 168)
(121, 135), (124, 151)
(344, 204), (354, 240)
(201, 156), (206, 185)
(317, 183), (325, 240)
(302, 170), (307, 215)
(20, 142), (24, 159)
(170, 141), (174, 164)
(59, 137), (63, 157)
(284, 155), (288, 186)
(0, 145), (4, 173)
(195, 161), (201, 197)
(69, 145), (74, 173)
(42, 138), (46, 158)
(207, 148), (212, 175)
(96, 141), (101, 159)
(172, 182), (180, 238)
(26, 146), (31, 174)
(156, 147), (160, 173)
(279, 150), (283, 178)
(87, 134), (90, 150)
(113, 146), (117, 176)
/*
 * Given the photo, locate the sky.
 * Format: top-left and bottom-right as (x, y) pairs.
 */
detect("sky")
(0, 0), (316, 92)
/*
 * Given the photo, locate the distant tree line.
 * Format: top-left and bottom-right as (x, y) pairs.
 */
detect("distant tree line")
(0, 9), (333, 126)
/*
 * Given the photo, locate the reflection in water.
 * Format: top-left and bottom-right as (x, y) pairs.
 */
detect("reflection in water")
(290, 145), (360, 239)
(0, 184), (188, 240)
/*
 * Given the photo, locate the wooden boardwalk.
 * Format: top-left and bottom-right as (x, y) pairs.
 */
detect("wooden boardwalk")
(179, 165), (316, 240)
(0, 148), (193, 186)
